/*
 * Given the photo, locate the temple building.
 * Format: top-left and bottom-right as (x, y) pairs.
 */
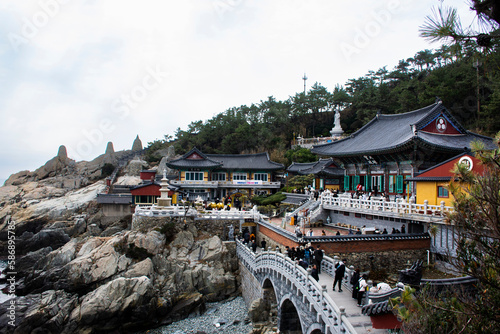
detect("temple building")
(311, 101), (496, 199)
(287, 158), (345, 191)
(166, 147), (284, 204)
(405, 152), (485, 206)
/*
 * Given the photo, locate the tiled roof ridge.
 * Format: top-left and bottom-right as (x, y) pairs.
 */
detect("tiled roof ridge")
(170, 147), (222, 165)
(207, 152), (269, 158)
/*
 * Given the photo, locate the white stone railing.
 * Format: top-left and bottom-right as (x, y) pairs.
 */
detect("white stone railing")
(197, 208), (264, 221)
(236, 239), (357, 334)
(284, 198), (320, 225)
(169, 180), (281, 188)
(134, 205), (198, 217)
(321, 192), (454, 217)
(134, 204), (265, 221)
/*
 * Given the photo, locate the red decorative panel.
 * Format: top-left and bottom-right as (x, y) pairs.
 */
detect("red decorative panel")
(187, 152), (203, 160)
(418, 154), (484, 178)
(420, 115), (461, 135)
(130, 184), (161, 196)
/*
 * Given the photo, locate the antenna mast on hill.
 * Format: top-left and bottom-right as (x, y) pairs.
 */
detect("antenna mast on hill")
(302, 73), (308, 94)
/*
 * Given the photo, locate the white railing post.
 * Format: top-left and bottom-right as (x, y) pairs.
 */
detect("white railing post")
(424, 200), (428, 215)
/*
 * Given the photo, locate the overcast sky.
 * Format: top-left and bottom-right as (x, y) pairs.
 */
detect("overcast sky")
(0, 0), (478, 184)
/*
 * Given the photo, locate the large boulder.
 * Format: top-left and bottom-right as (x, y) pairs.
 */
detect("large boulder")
(0, 290), (78, 334)
(3, 170), (34, 186)
(17, 228), (70, 254)
(128, 230), (166, 255)
(34, 238), (78, 270)
(15, 246), (53, 277)
(34, 145), (75, 180)
(248, 298), (270, 323)
(68, 276), (157, 332)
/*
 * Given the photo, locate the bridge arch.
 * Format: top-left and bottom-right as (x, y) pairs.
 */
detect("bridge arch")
(279, 297), (303, 334)
(237, 239), (356, 333)
(306, 324), (324, 334)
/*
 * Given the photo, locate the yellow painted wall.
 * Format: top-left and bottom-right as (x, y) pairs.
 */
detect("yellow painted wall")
(416, 181), (453, 206)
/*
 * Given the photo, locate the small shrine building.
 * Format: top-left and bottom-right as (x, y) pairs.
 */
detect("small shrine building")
(287, 158), (345, 191)
(166, 147), (284, 203)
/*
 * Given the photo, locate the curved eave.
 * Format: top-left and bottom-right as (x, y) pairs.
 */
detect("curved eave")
(166, 162), (222, 169)
(313, 137), (417, 158)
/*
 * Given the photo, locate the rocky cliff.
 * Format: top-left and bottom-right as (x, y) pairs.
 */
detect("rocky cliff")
(0, 143), (241, 333)
(1, 220), (239, 333)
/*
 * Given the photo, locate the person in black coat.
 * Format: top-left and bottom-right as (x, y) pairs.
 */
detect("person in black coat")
(351, 268), (360, 299)
(313, 245), (324, 274)
(251, 240), (257, 252)
(311, 264), (319, 281)
(260, 238), (267, 251)
(333, 260), (346, 292)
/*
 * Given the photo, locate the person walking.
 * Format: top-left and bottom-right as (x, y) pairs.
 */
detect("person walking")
(357, 274), (368, 306)
(311, 264), (319, 281)
(260, 238), (267, 251)
(333, 260), (346, 292)
(351, 268), (360, 299)
(313, 245), (324, 274)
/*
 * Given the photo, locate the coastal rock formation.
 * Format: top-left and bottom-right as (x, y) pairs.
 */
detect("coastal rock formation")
(67, 276), (156, 333)
(3, 222), (239, 333)
(132, 135), (143, 152)
(124, 156), (148, 176)
(0, 141), (243, 334)
(34, 145), (75, 180)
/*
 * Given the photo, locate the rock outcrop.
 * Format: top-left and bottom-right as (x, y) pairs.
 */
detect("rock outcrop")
(34, 145), (75, 180)
(132, 135), (143, 152)
(2, 222), (240, 333)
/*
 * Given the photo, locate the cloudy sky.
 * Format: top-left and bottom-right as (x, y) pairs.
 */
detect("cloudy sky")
(0, 0), (478, 184)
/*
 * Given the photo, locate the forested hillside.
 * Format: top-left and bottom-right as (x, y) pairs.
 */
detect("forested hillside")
(147, 45), (500, 166)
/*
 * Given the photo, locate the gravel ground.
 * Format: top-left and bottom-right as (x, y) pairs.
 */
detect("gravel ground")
(138, 296), (253, 334)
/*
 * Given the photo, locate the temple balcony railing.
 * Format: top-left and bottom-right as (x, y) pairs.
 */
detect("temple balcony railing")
(320, 192), (454, 222)
(170, 180), (281, 189)
(134, 205), (198, 217)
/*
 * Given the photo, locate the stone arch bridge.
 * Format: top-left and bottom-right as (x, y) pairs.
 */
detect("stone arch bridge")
(237, 239), (359, 334)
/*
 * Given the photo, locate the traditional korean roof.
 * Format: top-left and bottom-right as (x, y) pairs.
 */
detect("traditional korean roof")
(405, 152), (484, 182)
(282, 193), (310, 205)
(287, 159), (344, 176)
(166, 147), (223, 169)
(361, 300), (392, 316)
(96, 193), (132, 205)
(287, 161), (317, 173)
(207, 152), (284, 171)
(130, 181), (161, 190)
(311, 102), (496, 157)
(167, 147), (284, 171)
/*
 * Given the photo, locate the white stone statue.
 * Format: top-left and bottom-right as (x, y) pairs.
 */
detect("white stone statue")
(330, 109), (344, 136)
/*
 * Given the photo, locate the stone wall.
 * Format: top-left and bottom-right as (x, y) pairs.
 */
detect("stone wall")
(329, 249), (428, 279)
(256, 222), (430, 280)
(256, 225), (299, 252)
(325, 210), (425, 234)
(239, 263), (263, 308)
(131, 215), (244, 241)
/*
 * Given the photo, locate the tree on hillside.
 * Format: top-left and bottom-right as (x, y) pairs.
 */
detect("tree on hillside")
(392, 133), (500, 333)
(284, 147), (317, 166)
